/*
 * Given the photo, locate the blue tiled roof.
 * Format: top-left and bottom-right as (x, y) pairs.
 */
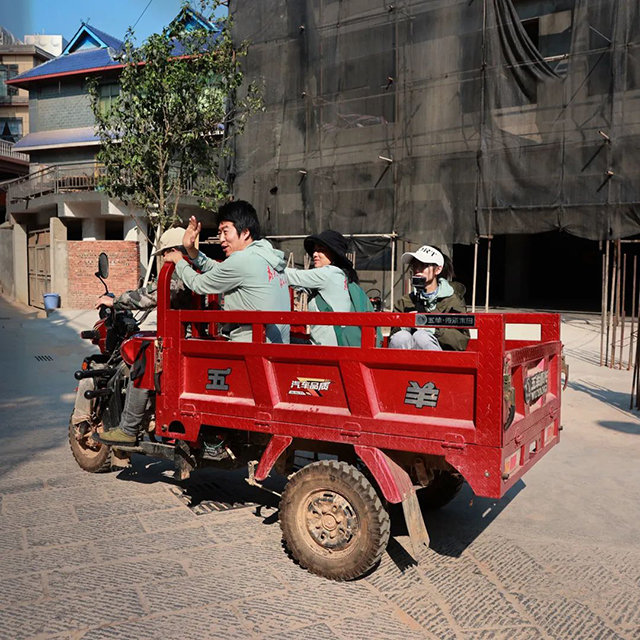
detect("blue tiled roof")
(13, 127), (100, 151)
(9, 11), (218, 87)
(10, 47), (121, 83)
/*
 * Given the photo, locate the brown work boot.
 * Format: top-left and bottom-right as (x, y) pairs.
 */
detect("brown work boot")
(92, 427), (136, 446)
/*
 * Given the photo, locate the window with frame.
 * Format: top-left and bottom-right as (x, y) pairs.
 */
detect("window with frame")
(0, 117), (23, 142)
(0, 64), (19, 99)
(98, 83), (120, 115)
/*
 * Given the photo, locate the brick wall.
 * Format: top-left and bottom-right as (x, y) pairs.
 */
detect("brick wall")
(67, 241), (140, 308)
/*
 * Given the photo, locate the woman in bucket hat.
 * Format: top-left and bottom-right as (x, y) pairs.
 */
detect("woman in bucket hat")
(389, 245), (469, 351)
(285, 230), (358, 346)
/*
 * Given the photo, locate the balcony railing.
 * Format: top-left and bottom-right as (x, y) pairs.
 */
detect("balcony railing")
(7, 160), (217, 203)
(0, 139), (29, 162)
(7, 161), (107, 201)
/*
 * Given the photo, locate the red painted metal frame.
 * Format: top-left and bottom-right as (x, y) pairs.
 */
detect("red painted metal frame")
(152, 264), (562, 500)
(354, 446), (415, 503)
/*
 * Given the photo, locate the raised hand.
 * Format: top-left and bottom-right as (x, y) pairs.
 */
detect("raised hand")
(183, 215), (201, 256)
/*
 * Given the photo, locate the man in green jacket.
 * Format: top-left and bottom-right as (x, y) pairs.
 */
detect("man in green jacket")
(164, 200), (290, 344)
(390, 245), (469, 351)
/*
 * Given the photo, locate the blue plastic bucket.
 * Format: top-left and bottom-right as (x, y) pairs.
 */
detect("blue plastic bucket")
(43, 293), (60, 311)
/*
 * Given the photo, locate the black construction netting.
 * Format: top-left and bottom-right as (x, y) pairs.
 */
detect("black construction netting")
(228, 0), (640, 245)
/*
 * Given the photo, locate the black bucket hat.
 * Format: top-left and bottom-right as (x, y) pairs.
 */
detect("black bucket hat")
(304, 230), (353, 270)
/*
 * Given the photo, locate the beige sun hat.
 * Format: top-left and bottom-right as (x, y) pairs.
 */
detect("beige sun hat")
(152, 227), (187, 256)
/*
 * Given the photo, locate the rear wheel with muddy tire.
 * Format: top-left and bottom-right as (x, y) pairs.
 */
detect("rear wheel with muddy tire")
(279, 460), (390, 581)
(417, 470), (463, 510)
(68, 414), (114, 473)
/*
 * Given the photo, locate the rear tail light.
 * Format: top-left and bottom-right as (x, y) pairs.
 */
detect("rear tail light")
(544, 424), (555, 445)
(504, 450), (521, 476)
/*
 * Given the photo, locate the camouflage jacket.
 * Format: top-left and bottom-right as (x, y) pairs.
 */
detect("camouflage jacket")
(113, 273), (192, 311)
(393, 281), (470, 351)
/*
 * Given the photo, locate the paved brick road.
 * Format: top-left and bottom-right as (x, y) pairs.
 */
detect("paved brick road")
(0, 298), (638, 639)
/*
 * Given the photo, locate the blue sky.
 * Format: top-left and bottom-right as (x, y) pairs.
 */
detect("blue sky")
(1, 0), (224, 46)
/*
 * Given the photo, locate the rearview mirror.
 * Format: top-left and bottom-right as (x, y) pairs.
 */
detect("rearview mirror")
(98, 252), (109, 279)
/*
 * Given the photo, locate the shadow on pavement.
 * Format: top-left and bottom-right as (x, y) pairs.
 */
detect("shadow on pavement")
(597, 420), (640, 435)
(568, 380), (638, 414)
(115, 456), (283, 512)
(0, 296), (96, 485)
(386, 479), (525, 570)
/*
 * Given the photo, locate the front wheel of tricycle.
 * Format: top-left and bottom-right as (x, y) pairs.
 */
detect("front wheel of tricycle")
(279, 460), (390, 581)
(68, 414), (114, 473)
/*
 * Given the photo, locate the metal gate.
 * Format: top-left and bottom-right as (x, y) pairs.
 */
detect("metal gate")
(28, 229), (51, 309)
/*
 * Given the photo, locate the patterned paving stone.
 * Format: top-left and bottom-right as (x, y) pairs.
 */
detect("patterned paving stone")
(1, 304), (639, 640)
(137, 506), (197, 532)
(202, 511), (282, 546)
(0, 574), (46, 610)
(579, 589), (640, 633)
(547, 560), (636, 596)
(0, 586), (145, 640)
(0, 479), (45, 496)
(46, 557), (188, 599)
(183, 538), (287, 577)
(423, 556), (528, 630)
(143, 569), (286, 615)
(470, 538), (572, 595)
(514, 593), (627, 640)
(26, 513), (146, 549)
(78, 606), (247, 640)
(93, 523), (215, 562)
(235, 583), (384, 636)
(262, 622), (341, 640)
(333, 610), (430, 640)
(0, 503), (77, 532)
(44, 472), (115, 490)
(464, 627), (545, 640)
(0, 541), (95, 578)
(0, 530), (24, 553)
(383, 589), (459, 640)
(74, 495), (179, 521)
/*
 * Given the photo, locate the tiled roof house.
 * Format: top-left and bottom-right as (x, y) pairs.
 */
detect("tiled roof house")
(2, 10), (218, 308)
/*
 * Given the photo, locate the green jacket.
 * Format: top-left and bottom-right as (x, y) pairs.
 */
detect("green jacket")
(394, 280), (470, 351)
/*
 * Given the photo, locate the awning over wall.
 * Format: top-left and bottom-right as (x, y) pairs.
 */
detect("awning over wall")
(13, 127), (100, 152)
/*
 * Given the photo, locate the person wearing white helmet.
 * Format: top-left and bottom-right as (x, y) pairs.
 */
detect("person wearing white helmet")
(88, 227), (193, 446)
(389, 245), (469, 351)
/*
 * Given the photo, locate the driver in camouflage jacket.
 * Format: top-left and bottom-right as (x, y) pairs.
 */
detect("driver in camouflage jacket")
(72, 228), (191, 445)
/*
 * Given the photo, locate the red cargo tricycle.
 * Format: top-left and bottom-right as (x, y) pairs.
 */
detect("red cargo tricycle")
(73, 259), (563, 581)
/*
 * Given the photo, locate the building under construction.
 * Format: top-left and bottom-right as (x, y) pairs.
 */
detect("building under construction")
(229, 0), (640, 312)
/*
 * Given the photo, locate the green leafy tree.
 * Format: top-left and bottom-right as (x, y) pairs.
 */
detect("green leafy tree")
(89, 0), (262, 239)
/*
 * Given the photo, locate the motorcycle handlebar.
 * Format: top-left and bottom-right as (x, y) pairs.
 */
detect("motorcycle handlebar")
(84, 388), (112, 400)
(75, 367), (117, 380)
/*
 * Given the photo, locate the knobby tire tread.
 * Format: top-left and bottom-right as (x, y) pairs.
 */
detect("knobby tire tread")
(280, 459), (390, 581)
(68, 414), (114, 474)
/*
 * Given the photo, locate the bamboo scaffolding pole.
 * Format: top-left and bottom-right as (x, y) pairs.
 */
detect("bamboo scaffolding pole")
(612, 240), (622, 368)
(485, 238), (492, 313)
(472, 239), (479, 313)
(607, 241), (617, 367)
(633, 326), (640, 409)
(390, 233), (396, 312)
(628, 255), (637, 370)
(631, 262), (640, 367)
(601, 241), (609, 366)
(620, 252), (627, 369)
